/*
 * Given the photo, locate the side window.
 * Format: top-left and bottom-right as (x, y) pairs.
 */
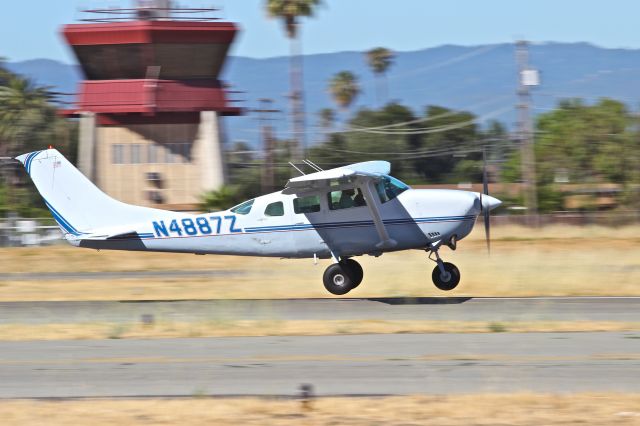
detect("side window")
(328, 188), (367, 210)
(293, 195), (321, 214)
(264, 201), (284, 217)
(230, 199), (254, 215)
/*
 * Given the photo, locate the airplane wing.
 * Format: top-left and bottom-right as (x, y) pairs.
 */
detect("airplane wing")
(283, 161), (397, 250)
(282, 161), (390, 195)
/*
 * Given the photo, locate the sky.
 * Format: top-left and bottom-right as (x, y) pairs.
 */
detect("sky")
(1, 0), (640, 63)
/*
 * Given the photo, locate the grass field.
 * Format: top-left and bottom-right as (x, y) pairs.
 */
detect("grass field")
(0, 320), (638, 340)
(1, 394), (639, 425)
(1, 225), (639, 301)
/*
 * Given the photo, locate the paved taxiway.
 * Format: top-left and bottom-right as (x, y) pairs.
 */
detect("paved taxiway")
(0, 332), (638, 397)
(0, 297), (638, 324)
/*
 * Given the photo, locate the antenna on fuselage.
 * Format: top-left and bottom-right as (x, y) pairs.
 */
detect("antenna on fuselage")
(302, 159), (323, 172)
(288, 162), (306, 176)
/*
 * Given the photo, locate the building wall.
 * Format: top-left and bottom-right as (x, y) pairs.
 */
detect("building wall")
(94, 117), (224, 210)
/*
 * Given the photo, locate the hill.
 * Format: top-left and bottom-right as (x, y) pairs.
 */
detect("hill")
(7, 42), (640, 146)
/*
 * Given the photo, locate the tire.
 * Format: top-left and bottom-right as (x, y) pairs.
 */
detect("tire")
(342, 258), (364, 289)
(323, 263), (354, 295)
(432, 262), (461, 291)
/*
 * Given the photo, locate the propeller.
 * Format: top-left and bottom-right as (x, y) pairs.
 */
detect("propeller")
(481, 148), (491, 254)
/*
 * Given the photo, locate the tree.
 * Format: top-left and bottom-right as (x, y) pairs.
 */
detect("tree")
(200, 185), (244, 212)
(318, 108), (335, 131)
(309, 103), (418, 178)
(329, 71), (360, 115)
(365, 47), (394, 105)
(315, 107), (335, 144)
(343, 103), (417, 178)
(501, 98), (639, 211)
(0, 66), (76, 216)
(533, 98), (633, 185)
(266, 0), (322, 161)
(0, 74), (50, 157)
(412, 106), (481, 183)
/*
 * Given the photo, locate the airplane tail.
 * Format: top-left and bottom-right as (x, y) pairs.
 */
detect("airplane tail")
(16, 149), (163, 239)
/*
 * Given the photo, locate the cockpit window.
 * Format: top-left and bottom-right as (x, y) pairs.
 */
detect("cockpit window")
(376, 176), (410, 203)
(230, 199), (254, 215)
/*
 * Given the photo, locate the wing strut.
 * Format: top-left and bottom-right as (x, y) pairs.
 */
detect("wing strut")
(359, 178), (397, 250)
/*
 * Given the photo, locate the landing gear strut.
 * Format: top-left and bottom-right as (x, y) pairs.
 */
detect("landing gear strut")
(323, 258), (364, 295)
(428, 243), (461, 291)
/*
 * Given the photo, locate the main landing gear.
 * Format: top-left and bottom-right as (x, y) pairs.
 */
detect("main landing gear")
(428, 243), (461, 291)
(323, 258), (364, 295)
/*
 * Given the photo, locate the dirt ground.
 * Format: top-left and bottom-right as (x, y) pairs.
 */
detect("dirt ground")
(1, 394), (639, 426)
(0, 319), (638, 341)
(0, 225), (638, 301)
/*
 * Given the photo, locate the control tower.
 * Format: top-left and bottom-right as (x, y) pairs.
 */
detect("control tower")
(62, 0), (241, 210)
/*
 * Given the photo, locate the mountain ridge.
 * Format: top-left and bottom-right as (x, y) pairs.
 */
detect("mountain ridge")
(6, 42), (640, 146)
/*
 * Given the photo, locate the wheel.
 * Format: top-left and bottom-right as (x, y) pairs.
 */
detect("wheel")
(342, 258), (364, 289)
(323, 263), (354, 295)
(432, 262), (461, 291)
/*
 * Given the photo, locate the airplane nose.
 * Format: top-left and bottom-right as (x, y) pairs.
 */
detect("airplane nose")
(481, 194), (502, 211)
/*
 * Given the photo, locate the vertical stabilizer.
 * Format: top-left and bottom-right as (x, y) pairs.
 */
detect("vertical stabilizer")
(16, 149), (163, 237)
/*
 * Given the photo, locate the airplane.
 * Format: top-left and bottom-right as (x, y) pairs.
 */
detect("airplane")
(16, 148), (501, 295)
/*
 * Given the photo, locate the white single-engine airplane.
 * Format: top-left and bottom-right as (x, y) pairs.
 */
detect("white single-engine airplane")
(16, 149), (501, 295)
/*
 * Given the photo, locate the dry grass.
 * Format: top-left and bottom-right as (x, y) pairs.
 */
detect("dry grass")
(0, 225), (639, 301)
(0, 320), (638, 341)
(1, 394), (640, 425)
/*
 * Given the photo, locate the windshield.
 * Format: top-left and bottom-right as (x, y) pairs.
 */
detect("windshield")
(376, 176), (410, 203)
(230, 199), (254, 215)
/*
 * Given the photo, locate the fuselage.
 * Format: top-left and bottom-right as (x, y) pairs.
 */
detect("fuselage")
(73, 183), (494, 259)
(16, 150), (502, 295)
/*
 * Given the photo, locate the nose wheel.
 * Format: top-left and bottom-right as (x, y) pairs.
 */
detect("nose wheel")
(431, 262), (460, 291)
(428, 243), (461, 291)
(323, 258), (364, 295)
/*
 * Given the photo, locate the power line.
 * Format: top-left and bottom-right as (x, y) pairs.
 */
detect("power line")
(245, 97), (511, 137)
(346, 95), (511, 132)
(338, 106), (512, 135)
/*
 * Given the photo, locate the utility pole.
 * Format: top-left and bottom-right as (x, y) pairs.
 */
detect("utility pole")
(516, 40), (539, 226)
(253, 98), (280, 194)
(290, 40), (306, 163)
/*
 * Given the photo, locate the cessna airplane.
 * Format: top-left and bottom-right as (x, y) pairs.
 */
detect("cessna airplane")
(16, 149), (501, 295)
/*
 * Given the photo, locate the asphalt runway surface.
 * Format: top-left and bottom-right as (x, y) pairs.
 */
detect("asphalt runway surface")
(0, 296), (638, 324)
(0, 332), (638, 398)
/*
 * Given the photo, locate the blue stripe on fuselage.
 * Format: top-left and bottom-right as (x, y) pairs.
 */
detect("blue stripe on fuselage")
(243, 215), (475, 233)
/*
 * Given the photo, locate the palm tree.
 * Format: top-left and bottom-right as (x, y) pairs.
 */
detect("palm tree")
(0, 73), (50, 158)
(329, 71), (360, 115)
(318, 108), (334, 130)
(365, 47), (395, 105)
(266, 0), (322, 161)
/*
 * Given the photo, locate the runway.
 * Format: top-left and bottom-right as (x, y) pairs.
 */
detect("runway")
(0, 332), (638, 398)
(0, 296), (638, 324)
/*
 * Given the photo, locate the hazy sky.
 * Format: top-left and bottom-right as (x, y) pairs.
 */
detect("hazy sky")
(1, 0), (640, 63)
